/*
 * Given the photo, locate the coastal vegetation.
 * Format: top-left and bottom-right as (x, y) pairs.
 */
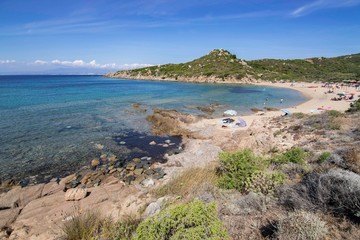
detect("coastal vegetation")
(59, 104), (359, 240)
(108, 49), (360, 82)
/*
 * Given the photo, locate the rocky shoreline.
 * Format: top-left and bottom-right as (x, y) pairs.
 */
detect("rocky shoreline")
(1, 81), (359, 239)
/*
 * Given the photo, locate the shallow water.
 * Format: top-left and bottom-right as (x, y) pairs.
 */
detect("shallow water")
(0, 75), (308, 182)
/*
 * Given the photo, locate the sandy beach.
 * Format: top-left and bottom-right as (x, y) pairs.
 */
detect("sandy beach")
(189, 81), (359, 132)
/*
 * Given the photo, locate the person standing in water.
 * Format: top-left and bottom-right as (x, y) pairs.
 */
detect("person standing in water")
(280, 98), (283, 104)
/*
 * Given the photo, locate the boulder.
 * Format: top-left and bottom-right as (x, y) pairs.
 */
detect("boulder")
(64, 188), (88, 201)
(91, 159), (100, 167)
(144, 197), (169, 217)
(141, 178), (155, 188)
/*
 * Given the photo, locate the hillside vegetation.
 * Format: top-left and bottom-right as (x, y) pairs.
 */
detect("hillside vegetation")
(107, 49), (360, 82)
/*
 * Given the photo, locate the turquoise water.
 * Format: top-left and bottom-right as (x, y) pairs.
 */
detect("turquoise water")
(0, 75), (308, 182)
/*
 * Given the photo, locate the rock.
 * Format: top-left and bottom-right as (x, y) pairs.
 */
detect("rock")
(133, 158), (141, 163)
(134, 169), (143, 176)
(125, 175), (136, 184)
(64, 188), (88, 201)
(94, 143), (104, 149)
(149, 141), (156, 145)
(126, 162), (136, 171)
(100, 154), (108, 161)
(59, 174), (76, 185)
(141, 178), (155, 188)
(103, 176), (120, 185)
(108, 155), (117, 161)
(144, 169), (155, 175)
(119, 141), (126, 145)
(81, 173), (92, 185)
(136, 162), (144, 169)
(0, 184), (44, 209)
(0, 208), (21, 229)
(163, 144), (169, 147)
(91, 159), (100, 167)
(144, 197), (168, 217)
(153, 168), (166, 179)
(165, 139), (171, 144)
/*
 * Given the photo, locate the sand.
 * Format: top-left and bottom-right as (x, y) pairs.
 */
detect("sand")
(189, 81), (359, 131)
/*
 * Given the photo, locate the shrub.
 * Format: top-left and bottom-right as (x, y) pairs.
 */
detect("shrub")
(134, 200), (229, 240)
(327, 110), (344, 118)
(217, 149), (267, 191)
(346, 99), (360, 112)
(271, 147), (308, 165)
(292, 112), (305, 119)
(244, 171), (286, 195)
(276, 210), (328, 240)
(303, 111), (344, 130)
(318, 152), (331, 163)
(62, 211), (102, 240)
(278, 169), (360, 220)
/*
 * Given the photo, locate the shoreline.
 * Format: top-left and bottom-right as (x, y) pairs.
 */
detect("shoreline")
(185, 81), (359, 134)
(1, 79), (359, 239)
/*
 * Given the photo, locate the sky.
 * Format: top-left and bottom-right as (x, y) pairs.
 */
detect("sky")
(0, 0), (360, 74)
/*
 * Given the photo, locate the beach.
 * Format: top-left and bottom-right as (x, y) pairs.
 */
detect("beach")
(189, 81), (359, 133)
(1, 80), (359, 239)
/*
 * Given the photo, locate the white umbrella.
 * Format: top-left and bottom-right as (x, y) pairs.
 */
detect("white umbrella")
(223, 110), (237, 116)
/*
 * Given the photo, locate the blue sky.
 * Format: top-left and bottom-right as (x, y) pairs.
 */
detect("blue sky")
(0, 0), (360, 74)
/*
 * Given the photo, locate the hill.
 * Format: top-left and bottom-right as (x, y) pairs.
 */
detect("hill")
(106, 49), (360, 82)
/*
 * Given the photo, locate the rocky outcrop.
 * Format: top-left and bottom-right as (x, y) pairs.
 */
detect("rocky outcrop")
(146, 108), (201, 138)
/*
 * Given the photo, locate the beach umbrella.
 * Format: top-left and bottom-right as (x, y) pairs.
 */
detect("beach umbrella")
(236, 117), (247, 127)
(223, 110), (237, 116)
(281, 109), (292, 115)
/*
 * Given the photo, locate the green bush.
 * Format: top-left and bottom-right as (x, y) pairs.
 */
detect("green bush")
(272, 147), (308, 165)
(134, 200), (229, 240)
(318, 152), (331, 163)
(292, 112), (305, 119)
(327, 110), (345, 118)
(346, 99), (360, 112)
(217, 149), (268, 191)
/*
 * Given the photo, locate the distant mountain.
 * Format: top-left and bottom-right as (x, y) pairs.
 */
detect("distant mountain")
(106, 49), (360, 82)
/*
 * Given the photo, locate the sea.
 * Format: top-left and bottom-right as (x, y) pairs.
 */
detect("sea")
(0, 75), (308, 183)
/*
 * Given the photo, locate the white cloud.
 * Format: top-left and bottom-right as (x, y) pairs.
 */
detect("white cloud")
(33, 59), (152, 70)
(34, 60), (48, 64)
(292, 0), (360, 17)
(0, 60), (16, 64)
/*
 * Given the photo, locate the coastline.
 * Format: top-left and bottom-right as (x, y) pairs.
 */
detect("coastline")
(1, 79), (359, 239)
(181, 81), (359, 136)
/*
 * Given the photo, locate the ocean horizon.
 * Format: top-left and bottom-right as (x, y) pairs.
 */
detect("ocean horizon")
(0, 75), (308, 184)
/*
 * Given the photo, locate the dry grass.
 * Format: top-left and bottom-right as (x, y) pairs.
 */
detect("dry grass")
(344, 147), (360, 174)
(154, 165), (218, 200)
(62, 211), (103, 240)
(100, 214), (142, 240)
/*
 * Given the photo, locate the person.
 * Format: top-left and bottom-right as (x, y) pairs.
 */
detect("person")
(280, 98), (283, 104)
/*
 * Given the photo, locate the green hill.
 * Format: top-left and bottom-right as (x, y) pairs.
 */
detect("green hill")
(107, 49), (360, 82)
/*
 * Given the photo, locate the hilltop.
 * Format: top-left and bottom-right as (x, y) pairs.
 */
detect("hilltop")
(106, 49), (360, 82)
